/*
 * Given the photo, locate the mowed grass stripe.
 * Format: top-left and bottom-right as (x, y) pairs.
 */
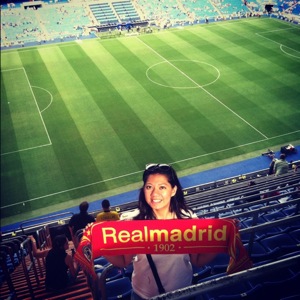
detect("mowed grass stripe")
(2, 68), (50, 150)
(36, 46), (112, 192)
(58, 44), (142, 181)
(137, 34), (266, 146)
(1, 50), (25, 70)
(108, 37), (238, 154)
(1, 74), (18, 154)
(1, 151), (30, 211)
(121, 36), (252, 152)
(83, 39), (204, 161)
(1, 75), (30, 209)
(172, 24), (299, 136)
(205, 22), (300, 133)
(59, 43), (175, 170)
(16, 50), (93, 202)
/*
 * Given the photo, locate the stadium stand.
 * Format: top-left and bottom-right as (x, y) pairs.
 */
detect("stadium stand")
(112, 1), (140, 23)
(1, 160), (299, 299)
(89, 2), (119, 25)
(1, 0), (300, 48)
(1, 0), (300, 297)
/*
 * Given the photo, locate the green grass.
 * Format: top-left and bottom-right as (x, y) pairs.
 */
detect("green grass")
(1, 18), (300, 224)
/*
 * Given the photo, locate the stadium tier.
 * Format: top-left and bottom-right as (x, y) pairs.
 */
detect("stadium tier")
(1, 161), (299, 299)
(1, 0), (300, 299)
(1, 0), (300, 48)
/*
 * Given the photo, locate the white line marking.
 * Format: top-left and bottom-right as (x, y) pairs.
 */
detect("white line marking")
(255, 29), (300, 58)
(1, 68), (52, 156)
(2, 20), (299, 208)
(2, 129), (299, 209)
(1, 143), (52, 156)
(23, 68), (52, 144)
(146, 60), (221, 89)
(32, 86), (53, 113)
(138, 37), (268, 139)
(280, 44), (300, 58)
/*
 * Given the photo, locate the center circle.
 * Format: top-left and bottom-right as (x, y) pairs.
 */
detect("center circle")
(146, 60), (220, 89)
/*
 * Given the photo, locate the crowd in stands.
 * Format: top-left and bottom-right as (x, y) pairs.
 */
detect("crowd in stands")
(1, 0), (300, 49)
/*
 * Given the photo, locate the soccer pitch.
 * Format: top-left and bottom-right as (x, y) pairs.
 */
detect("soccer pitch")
(1, 18), (300, 223)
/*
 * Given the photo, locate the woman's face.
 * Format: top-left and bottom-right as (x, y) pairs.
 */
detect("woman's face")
(143, 173), (177, 215)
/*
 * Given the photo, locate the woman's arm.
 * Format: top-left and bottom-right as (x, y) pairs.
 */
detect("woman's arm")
(28, 235), (49, 258)
(65, 254), (79, 278)
(104, 254), (135, 268)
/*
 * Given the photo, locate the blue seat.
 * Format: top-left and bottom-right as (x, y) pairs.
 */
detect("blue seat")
(96, 266), (123, 282)
(260, 272), (300, 299)
(262, 210), (286, 222)
(289, 229), (300, 243)
(244, 241), (280, 263)
(200, 281), (263, 300)
(94, 256), (110, 267)
(105, 277), (132, 300)
(241, 217), (281, 238)
(192, 265), (212, 283)
(197, 272), (226, 284)
(259, 233), (299, 256)
(206, 253), (230, 275)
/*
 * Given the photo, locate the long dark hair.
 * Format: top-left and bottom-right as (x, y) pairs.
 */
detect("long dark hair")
(52, 234), (68, 251)
(134, 164), (193, 220)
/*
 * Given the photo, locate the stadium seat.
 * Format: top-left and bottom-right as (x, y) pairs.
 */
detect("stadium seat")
(241, 217), (282, 239)
(289, 229), (300, 243)
(259, 272), (300, 299)
(200, 281), (263, 300)
(259, 233), (299, 256)
(94, 256), (110, 267)
(192, 265), (212, 283)
(105, 277), (132, 300)
(0, 248), (15, 294)
(244, 241), (280, 263)
(207, 253), (230, 275)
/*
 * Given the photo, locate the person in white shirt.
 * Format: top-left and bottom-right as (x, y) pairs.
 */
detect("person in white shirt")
(105, 163), (216, 299)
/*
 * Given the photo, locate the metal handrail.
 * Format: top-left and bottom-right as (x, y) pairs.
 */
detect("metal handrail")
(20, 211), (74, 234)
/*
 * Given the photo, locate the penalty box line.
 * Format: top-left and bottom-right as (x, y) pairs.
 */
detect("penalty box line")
(1, 67), (52, 156)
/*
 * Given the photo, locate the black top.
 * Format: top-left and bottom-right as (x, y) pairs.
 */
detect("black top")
(45, 249), (68, 290)
(69, 212), (95, 234)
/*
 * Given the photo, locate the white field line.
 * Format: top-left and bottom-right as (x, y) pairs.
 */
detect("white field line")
(2, 21), (299, 208)
(138, 38), (268, 139)
(255, 28), (300, 57)
(2, 129), (299, 209)
(23, 68), (52, 143)
(32, 86), (53, 113)
(1, 68), (52, 156)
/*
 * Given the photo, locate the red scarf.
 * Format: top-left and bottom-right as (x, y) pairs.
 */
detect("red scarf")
(75, 218), (252, 280)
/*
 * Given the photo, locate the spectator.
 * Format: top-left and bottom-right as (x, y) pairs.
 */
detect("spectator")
(96, 199), (120, 222)
(69, 201), (95, 238)
(45, 234), (79, 291)
(104, 163), (216, 299)
(28, 235), (50, 259)
(274, 154), (289, 176)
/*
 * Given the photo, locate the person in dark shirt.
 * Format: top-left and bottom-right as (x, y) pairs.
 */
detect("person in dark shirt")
(45, 235), (78, 291)
(69, 201), (95, 244)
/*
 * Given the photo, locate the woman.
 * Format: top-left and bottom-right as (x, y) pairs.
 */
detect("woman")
(45, 234), (78, 291)
(105, 164), (216, 299)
